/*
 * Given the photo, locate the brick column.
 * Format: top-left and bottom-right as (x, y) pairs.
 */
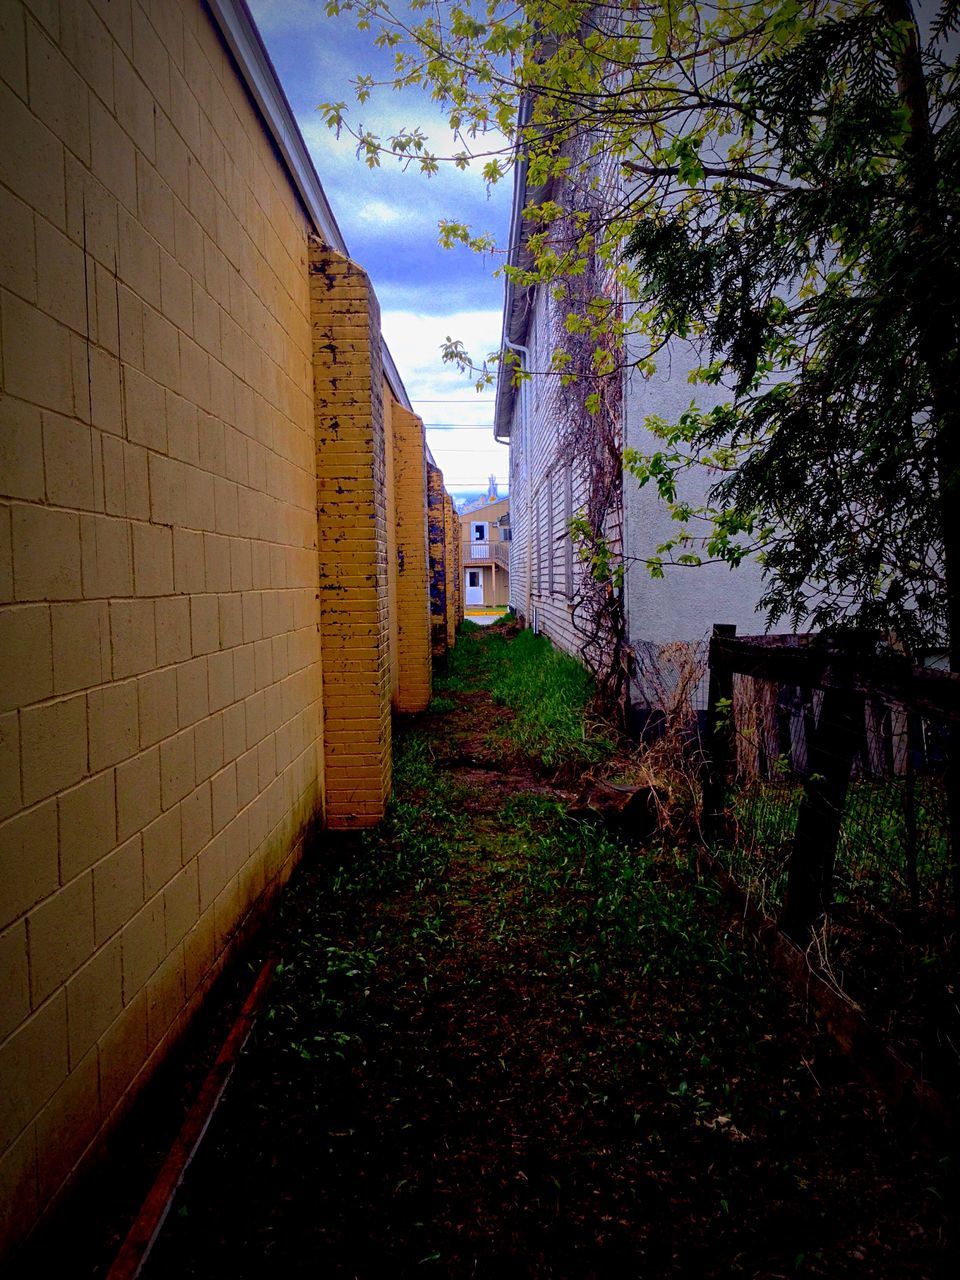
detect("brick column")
(444, 494), (458, 648)
(454, 509), (464, 625)
(392, 407), (432, 711)
(309, 240), (391, 827)
(427, 464), (448, 661)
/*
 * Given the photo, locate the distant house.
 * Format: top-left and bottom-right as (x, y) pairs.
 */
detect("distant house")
(460, 493), (510, 611)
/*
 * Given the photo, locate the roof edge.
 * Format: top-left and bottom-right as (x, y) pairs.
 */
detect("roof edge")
(206, 0), (414, 412)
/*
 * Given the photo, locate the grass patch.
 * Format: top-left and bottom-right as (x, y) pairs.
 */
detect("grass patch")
(495, 793), (727, 976)
(427, 695), (457, 714)
(434, 623), (511, 695)
(488, 629), (614, 769)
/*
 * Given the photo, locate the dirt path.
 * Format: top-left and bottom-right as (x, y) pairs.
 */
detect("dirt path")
(144, 627), (954, 1278)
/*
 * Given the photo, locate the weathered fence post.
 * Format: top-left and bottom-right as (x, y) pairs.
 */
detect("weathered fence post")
(702, 624), (737, 842)
(780, 679), (864, 940)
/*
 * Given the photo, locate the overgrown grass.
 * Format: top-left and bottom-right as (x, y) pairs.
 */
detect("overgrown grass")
(492, 793), (732, 980)
(433, 622), (511, 695)
(488, 630), (615, 769)
(263, 730), (466, 1068)
(427, 695), (456, 714)
(727, 776), (951, 909)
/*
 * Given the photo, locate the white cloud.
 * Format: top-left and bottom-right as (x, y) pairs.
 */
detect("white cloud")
(355, 198), (403, 225)
(381, 309), (508, 489)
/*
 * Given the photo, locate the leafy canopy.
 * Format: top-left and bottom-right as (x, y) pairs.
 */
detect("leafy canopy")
(321, 1), (960, 650)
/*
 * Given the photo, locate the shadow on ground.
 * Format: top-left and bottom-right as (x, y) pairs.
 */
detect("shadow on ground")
(141, 624), (954, 1278)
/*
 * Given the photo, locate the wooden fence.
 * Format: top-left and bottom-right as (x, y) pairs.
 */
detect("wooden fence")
(702, 626), (960, 938)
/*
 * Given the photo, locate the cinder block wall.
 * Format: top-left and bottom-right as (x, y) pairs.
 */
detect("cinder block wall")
(392, 407), (432, 712)
(0, 0), (323, 1252)
(309, 242), (391, 828)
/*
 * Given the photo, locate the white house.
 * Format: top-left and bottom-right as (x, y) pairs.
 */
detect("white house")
(493, 125), (768, 717)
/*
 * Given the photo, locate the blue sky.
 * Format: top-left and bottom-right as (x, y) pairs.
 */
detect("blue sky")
(247, 0), (513, 493)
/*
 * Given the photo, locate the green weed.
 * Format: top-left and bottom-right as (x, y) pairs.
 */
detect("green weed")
(726, 776), (950, 909)
(427, 695), (457, 713)
(487, 630), (614, 769)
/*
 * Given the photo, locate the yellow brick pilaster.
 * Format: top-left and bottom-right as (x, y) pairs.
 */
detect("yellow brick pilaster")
(309, 239), (391, 827)
(427, 464), (448, 661)
(392, 407), (432, 710)
(444, 494), (458, 649)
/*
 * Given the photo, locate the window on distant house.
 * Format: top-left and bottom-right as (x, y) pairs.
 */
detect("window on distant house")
(472, 522), (487, 542)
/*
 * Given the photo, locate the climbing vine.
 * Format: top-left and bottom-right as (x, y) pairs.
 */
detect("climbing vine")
(544, 173), (630, 722)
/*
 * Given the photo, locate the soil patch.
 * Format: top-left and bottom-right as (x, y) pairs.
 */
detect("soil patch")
(141, 630), (955, 1278)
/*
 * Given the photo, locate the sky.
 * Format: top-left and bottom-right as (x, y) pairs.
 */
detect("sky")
(247, 0), (513, 496)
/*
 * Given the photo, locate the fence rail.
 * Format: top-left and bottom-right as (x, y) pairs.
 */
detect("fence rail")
(696, 625), (959, 1091)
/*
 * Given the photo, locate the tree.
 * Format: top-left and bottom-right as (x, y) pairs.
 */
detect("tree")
(322, 0), (960, 658)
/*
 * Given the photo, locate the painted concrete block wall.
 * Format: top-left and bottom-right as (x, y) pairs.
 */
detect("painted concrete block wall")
(0, 0), (325, 1253)
(392, 406), (432, 712)
(310, 241), (391, 829)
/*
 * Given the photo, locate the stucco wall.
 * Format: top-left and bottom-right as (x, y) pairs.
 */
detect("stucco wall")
(622, 330), (768, 656)
(0, 0), (326, 1251)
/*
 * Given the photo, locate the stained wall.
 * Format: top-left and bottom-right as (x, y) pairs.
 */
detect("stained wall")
(0, 0), (446, 1255)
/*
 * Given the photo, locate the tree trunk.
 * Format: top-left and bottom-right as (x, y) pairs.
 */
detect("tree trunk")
(882, 0), (960, 905)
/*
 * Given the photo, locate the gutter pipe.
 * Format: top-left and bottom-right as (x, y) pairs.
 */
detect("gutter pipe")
(502, 337), (534, 624)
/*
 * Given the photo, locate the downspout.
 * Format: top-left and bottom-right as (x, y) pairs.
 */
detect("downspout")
(503, 336), (533, 626)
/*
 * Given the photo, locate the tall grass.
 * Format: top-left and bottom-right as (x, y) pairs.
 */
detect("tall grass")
(489, 630), (614, 769)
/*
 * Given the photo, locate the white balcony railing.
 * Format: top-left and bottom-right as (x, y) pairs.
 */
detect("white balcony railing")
(463, 541), (510, 569)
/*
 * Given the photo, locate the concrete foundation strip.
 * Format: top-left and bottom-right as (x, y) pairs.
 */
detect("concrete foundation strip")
(105, 954), (278, 1280)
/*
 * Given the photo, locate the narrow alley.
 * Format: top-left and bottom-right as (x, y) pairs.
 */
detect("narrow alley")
(125, 622), (952, 1278)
